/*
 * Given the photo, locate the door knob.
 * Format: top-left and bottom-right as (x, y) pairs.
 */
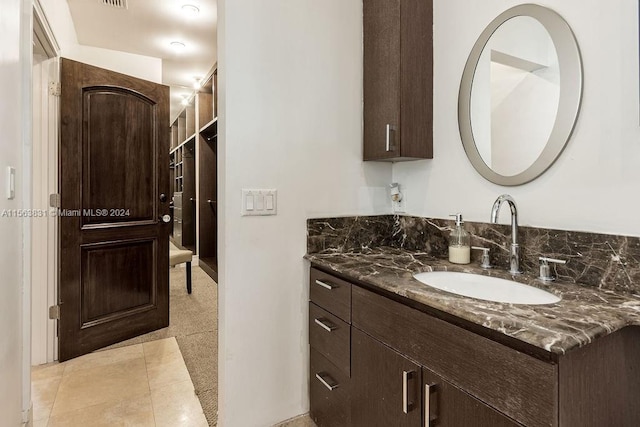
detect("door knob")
(159, 193), (167, 202)
(160, 214), (171, 223)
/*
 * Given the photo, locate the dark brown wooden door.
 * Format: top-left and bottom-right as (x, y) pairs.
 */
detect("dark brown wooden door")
(59, 58), (170, 361)
(423, 367), (522, 427)
(352, 328), (422, 427)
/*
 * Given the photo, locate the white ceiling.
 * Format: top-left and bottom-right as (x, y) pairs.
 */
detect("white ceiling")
(66, 0), (217, 121)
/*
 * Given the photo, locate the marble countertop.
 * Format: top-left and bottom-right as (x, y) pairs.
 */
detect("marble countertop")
(305, 247), (640, 355)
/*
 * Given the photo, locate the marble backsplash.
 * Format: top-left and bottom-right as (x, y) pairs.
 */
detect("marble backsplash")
(307, 215), (640, 295)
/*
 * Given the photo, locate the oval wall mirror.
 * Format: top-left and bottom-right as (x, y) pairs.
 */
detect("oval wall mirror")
(458, 4), (583, 186)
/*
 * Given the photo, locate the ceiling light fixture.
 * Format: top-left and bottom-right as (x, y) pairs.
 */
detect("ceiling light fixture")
(170, 41), (186, 53)
(193, 77), (202, 90)
(181, 4), (200, 17)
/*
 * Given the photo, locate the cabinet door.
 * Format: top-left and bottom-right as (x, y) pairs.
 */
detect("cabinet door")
(363, 0), (401, 160)
(363, 0), (433, 161)
(352, 328), (422, 427)
(423, 367), (522, 427)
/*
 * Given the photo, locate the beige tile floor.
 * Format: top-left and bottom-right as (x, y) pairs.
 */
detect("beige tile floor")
(31, 337), (208, 427)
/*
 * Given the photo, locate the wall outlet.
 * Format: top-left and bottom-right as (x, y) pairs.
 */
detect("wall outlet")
(392, 192), (405, 213)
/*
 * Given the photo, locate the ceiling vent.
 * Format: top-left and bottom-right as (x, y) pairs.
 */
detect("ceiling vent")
(101, 0), (128, 9)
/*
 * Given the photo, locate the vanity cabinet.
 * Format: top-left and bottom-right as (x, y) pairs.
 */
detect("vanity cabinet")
(352, 285), (555, 427)
(351, 326), (521, 427)
(309, 266), (640, 427)
(363, 0), (433, 161)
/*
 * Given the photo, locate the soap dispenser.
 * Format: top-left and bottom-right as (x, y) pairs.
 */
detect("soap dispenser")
(449, 213), (471, 264)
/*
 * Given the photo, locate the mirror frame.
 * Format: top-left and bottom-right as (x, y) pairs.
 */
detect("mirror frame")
(458, 4), (583, 186)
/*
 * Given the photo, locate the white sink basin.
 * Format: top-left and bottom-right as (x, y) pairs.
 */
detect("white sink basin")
(413, 271), (561, 305)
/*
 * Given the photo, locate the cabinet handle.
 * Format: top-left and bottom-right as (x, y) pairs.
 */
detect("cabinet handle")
(315, 372), (339, 391)
(402, 370), (415, 414)
(425, 383), (436, 427)
(314, 279), (335, 290)
(314, 318), (337, 332)
(386, 124), (397, 152)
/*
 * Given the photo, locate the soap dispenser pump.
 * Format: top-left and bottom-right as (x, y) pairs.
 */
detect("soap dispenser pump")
(449, 213), (471, 264)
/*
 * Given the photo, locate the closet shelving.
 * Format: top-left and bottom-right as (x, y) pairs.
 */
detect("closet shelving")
(169, 64), (218, 281)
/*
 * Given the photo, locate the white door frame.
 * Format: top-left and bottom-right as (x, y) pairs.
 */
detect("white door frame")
(31, 0), (60, 365)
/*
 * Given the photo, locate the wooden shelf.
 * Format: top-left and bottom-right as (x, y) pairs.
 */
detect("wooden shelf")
(168, 63), (218, 278)
(170, 134), (196, 155)
(200, 117), (217, 142)
(200, 117), (217, 133)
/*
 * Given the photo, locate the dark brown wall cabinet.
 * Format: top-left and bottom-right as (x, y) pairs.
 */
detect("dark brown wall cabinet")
(308, 266), (640, 427)
(363, 0), (433, 161)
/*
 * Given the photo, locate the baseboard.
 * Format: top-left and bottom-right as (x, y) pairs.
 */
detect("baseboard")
(21, 402), (33, 427)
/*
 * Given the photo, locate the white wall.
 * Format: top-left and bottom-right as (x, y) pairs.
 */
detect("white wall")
(217, 0), (391, 424)
(62, 44), (162, 83)
(394, 0), (640, 236)
(39, 0), (162, 83)
(0, 0), (28, 423)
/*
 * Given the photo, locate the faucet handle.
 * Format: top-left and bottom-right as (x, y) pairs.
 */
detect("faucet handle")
(538, 257), (567, 282)
(472, 246), (492, 269)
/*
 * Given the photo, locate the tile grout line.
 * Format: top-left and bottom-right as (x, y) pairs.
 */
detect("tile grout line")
(42, 363), (66, 425)
(142, 341), (158, 427)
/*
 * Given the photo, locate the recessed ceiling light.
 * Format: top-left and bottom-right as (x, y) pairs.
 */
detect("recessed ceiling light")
(170, 41), (186, 53)
(182, 4), (200, 17)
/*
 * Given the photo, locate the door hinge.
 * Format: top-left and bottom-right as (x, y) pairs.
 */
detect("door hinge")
(49, 193), (60, 208)
(49, 305), (60, 320)
(48, 82), (61, 97)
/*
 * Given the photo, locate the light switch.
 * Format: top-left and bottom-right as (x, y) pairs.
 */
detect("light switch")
(241, 189), (277, 216)
(255, 193), (264, 210)
(245, 193), (254, 210)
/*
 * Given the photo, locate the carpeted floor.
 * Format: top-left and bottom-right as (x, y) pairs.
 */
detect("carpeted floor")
(103, 265), (218, 426)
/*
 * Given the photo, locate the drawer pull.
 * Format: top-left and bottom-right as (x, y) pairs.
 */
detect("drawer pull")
(314, 279), (336, 290)
(402, 370), (415, 414)
(425, 383), (437, 426)
(315, 372), (339, 391)
(314, 318), (337, 332)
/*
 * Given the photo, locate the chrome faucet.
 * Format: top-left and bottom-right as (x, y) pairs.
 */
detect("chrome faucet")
(490, 194), (523, 275)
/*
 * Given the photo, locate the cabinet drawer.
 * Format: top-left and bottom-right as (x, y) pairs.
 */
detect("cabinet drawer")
(310, 348), (351, 427)
(310, 268), (351, 323)
(352, 286), (557, 427)
(309, 302), (350, 376)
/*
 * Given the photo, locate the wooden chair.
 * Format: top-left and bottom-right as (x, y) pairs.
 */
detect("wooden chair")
(170, 242), (194, 294)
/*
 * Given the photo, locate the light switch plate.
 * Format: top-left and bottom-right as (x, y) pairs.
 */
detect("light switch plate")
(242, 189), (277, 216)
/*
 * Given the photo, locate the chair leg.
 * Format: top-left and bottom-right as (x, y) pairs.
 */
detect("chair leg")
(186, 261), (192, 294)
